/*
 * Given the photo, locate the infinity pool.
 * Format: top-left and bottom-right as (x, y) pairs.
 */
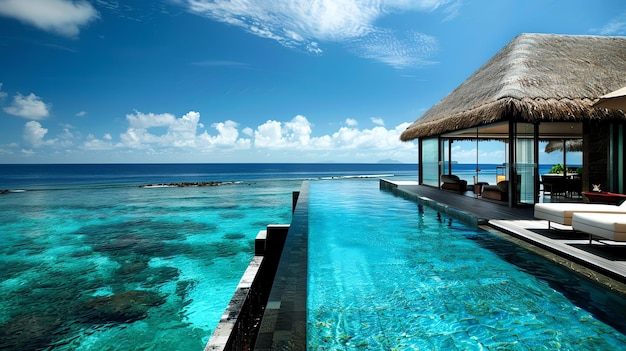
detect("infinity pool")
(308, 180), (626, 350)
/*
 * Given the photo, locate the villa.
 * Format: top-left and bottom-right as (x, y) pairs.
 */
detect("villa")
(400, 33), (626, 207)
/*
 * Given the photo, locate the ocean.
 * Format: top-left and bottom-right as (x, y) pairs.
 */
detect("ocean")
(0, 162), (560, 350)
(0, 163), (418, 350)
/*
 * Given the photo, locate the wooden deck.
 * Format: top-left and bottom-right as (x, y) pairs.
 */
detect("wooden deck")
(382, 179), (626, 288)
(391, 181), (535, 221)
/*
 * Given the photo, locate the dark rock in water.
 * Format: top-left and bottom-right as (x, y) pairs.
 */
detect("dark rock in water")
(175, 280), (197, 301)
(94, 233), (166, 257)
(117, 259), (150, 277)
(82, 290), (166, 324)
(0, 314), (62, 350)
(140, 266), (180, 288)
(0, 189), (9, 194)
(223, 233), (246, 240)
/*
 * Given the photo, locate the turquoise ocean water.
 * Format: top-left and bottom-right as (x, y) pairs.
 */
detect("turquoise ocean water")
(0, 163), (417, 350)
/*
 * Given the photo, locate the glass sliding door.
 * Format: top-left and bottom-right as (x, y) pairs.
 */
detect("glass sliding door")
(421, 137), (440, 187)
(514, 123), (537, 205)
(610, 122), (624, 194)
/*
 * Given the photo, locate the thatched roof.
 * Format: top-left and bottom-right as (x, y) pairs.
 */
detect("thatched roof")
(544, 139), (583, 153)
(401, 33), (626, 141)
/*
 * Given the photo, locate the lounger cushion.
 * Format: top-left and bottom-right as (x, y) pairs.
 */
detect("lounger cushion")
(482, 181), (509, 201)
(534, 202), (626, 226)
(441, 174), (461, 183)
(572, 213), (626, 241)
(440, 175), (467, 191)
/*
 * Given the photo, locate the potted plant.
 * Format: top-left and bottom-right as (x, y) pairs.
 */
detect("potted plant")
(549, 164), (564, 174)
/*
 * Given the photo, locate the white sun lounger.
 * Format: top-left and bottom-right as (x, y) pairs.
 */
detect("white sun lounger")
(533, 201), (626, 228)
(572, 213), (626, 244)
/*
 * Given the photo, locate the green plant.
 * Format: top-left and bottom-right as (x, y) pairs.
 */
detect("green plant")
(549, 164), (564, 174)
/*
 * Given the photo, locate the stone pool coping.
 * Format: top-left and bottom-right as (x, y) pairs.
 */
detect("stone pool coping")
(204, 182), (308, 351)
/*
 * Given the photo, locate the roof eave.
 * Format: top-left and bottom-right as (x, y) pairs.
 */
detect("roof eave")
(400, 97), (626, 141)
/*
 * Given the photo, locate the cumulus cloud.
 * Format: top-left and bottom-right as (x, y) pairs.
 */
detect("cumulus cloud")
(23, 121), (56, 147)
(117, 110), (251, 150)
(27, 109), (416, 162)
(253, 115), (413, 152)
(4, 93), (50, 120)
(113, 111), (413, 154)
(370, 117), (384, 126)
(345, 118), (358, 126)
(0, 0), (99, 37)
(125, 111), (173, 129)
(184, 0), (456, 68)
(83, 133), (114, 151)
(242, 127), (254, 137)
(76, 111), (87, 117)
(254, 115), (315, 149)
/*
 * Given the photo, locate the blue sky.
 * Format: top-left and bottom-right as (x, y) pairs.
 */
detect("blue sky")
(0, 0), (624, 164)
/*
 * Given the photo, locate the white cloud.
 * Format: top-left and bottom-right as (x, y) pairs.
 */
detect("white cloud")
(126, 111), (177, 129)
(348, 29), (439, 69)
(593, 13), (626, 35)
(4, 93), (50, 120)
(59, 126), (75, 140)
(205, 120), (248, 147)
(118, 110), (251, 150)
(114, 111), (414, 156)
(254, 115), (413, 152)
(23, 121), (56, 147)
(83, 134), (114, 151)
(19, 109), (417, 162)
(332, 125), (403, 149)
(242, 127), (254, 137)
(185, 0), (455, 68)
(370, 117), (384, 126)
(254, 115), (318, 149)
(76, 111), (87, 117)
(0, 0), (99, 37)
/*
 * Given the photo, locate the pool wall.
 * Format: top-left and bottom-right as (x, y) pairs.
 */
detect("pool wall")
(254, 182), (309, 351)
(203, 223), (290, 351)
(204, 183), (309, 351)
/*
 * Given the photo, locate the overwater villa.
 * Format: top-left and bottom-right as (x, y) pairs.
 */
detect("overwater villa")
(206, 33), (626, 351)
(400, 33), (626, 208)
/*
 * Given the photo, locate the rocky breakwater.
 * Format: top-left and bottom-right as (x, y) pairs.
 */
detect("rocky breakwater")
(140, 181), (237, 188)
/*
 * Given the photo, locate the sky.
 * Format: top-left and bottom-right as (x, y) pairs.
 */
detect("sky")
(0, 0), (624, 164)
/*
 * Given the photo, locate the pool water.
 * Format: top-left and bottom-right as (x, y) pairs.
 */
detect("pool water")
(308, 180), (626, 350)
